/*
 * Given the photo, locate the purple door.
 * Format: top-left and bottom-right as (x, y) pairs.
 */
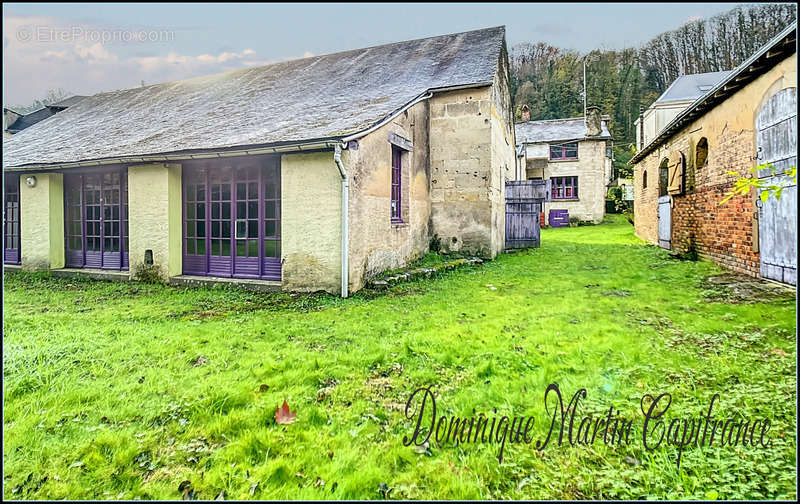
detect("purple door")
(182, 155), (281, 281)
(3, 173), (21, 265)
(64, 169), (128, 270)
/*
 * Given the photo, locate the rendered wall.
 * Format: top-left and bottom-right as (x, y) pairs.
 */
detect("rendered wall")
(19, 172), (64, 270)
(526, 139), (610, 224)
(128, 163), (182, 281)
(281, 151), (342, 294)
(343, 100), (431, 292)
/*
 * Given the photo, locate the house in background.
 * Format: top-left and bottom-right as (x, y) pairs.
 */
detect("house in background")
(2, 27), (517, 296)
(634, 71), (731, 150)
(4, 95), (87, 136)
(4, 108), (23, 138)
(515, 105), (613, 226)
(630, 22), (796, 285)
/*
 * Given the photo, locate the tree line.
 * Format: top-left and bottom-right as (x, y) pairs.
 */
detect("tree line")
(510, 3), (797, 176)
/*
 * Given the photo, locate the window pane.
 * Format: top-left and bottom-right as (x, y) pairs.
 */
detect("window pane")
(222, 202), (231, 220)
(248, 182), (258, 199)
(248, 220), (258, 238)
(248, 239), (258, 257)
(197, 239), (205, 254)
(265, 240), (276, 257)
(221, 240), (231, 257)
(265, 202), (275, 219)
(211, 240), (220, 256)
(248, 201), (258, 218)
(236, 240), (246, 256)
(237, 183), (246, 200)
(265, 221), (276, 237)
(565, 144), (578, 158)
(222, 221), (231, 238)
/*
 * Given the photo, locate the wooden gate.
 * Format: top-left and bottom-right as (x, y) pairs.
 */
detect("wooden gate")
(756, 87), (796, 285)
(505, 180), (549, 249)
(657, 195), (671, 250)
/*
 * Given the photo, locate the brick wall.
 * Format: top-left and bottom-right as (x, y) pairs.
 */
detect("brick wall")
(632, 53), (796, 279)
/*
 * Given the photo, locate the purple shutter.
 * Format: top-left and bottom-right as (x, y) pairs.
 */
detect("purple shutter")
(391, 147), (402, 222)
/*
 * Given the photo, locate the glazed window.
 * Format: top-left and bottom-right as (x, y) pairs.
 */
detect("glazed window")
(391, 146), (402, 223)
(549, 142), (578, 160)
(551, 176), (578, 199)
(3, 173), (21, 265)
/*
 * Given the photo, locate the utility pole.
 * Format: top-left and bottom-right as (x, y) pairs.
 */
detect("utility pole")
(583, 59), (587, 117)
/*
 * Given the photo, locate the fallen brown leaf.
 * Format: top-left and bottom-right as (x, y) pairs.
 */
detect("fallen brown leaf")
(274, 400), (297, 425)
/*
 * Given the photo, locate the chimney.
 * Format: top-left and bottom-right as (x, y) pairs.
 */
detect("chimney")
(521, 104), (531, 122)
(585, 106), (602, 136)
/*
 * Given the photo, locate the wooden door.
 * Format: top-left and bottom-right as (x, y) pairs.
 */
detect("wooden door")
(756, 87), (796, 285)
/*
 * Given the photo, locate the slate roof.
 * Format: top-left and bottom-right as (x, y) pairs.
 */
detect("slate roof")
(654, 71), (732, 103)
(5, 95), (87, 133)
(4, 26), (506, 169)
(6, 107), (58, 133)
(515, 116), (611, 145)
(48, 95), (87, 109)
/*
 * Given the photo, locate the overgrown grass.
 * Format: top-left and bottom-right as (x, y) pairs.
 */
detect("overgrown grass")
(3, 215), (796, 500)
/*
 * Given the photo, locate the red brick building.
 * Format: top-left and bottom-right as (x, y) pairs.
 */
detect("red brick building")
(630, 23), (796, 285)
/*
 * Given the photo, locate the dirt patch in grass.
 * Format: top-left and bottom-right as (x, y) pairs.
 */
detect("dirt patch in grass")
(700, 273), (796, 304)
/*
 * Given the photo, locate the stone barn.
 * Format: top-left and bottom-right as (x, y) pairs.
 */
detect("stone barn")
(3, 27), (518, 296)
(630, 23), (797, 285)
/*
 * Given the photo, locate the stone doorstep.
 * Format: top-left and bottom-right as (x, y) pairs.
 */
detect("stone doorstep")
(369, 257), (484, 289)
(51, 268), (131, 282)
(169, 275), (281, 293)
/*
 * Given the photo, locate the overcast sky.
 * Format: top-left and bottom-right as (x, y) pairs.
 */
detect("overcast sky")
(3, 2), (753, 106)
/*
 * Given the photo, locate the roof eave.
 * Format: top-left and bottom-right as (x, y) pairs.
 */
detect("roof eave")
(3, 138), (346, 172)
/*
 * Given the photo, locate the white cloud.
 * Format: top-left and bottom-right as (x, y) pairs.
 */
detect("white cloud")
(3, 15), (308, 106)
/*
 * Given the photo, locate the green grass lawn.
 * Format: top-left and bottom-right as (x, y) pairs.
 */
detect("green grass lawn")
(3, 215), (796, 500)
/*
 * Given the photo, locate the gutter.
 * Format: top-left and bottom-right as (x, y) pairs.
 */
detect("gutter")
(4, 139), (343, 172)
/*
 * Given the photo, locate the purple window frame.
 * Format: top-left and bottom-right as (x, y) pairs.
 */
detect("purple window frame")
(4, 173), (21, 265)
(551, 176), (578, 200)
(182, 155), (281, 281)
(391, 146), (402, 223)
(63, 167), (129, 270)
(549, 142), (579, 161)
